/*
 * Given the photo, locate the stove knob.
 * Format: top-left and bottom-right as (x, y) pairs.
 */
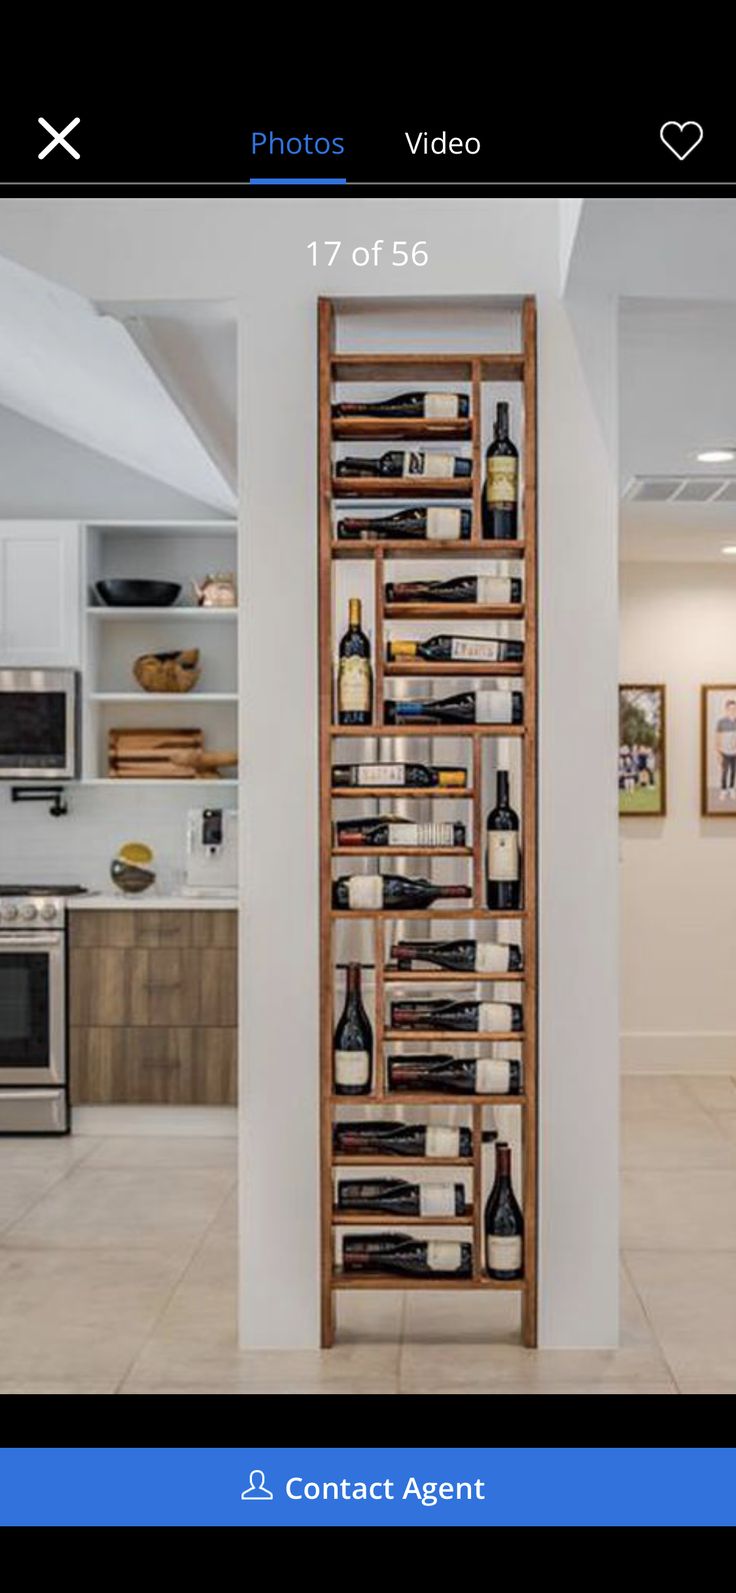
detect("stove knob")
(40, 902), (58, 921)
(1, 903), (18, 920)
(20, 903), (37, 921)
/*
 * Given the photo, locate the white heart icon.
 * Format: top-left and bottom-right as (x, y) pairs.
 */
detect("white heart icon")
(660, 121), (704, 160)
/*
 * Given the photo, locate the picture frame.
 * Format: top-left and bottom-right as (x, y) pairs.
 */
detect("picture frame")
(701, 685), (736, 816)
(619, 684), (667, 817)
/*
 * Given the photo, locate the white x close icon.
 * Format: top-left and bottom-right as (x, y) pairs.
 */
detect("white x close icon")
(38, 117), (80, 161)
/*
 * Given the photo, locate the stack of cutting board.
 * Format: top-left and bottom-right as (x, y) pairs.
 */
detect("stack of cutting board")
(108, 728), (203, 780)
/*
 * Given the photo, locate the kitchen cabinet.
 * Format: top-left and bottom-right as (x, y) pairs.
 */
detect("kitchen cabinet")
(0, 521), (80, 666)
(69, 909), (237, 1104)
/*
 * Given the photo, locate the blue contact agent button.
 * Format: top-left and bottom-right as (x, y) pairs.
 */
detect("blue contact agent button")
(240, 1469), (273, 1502)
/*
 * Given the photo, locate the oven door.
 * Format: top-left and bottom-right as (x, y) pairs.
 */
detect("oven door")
(0, 931), (65, 1085)
(0, 669), (78, 779)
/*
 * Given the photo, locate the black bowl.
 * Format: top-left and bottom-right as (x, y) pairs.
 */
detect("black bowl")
(95, 579), (182, 608)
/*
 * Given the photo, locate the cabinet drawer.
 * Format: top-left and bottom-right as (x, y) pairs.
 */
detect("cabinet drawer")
(70, 947), (237, 1027)
(69, 909), (238, 949)
(70, 1026), (236, 1105)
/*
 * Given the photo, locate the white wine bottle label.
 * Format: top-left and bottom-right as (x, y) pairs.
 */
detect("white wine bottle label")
(477, 576), (517, 605)
(402, 451), (455, 479)
(487, 1234), (522, 1270)
(426, 507), (462, 541)
(334, 1050), (370, 1087)
(475, 1057), (514, 1094)
(338, 657), (371, 713)
(386, 822), (456, 847)
(479, 1001), (515, 1032)
(476, 942), (512, 973)
(450, 637), (502, 662)
(424, 394), (460, 420)
(487, 833), (520, 881)
(476, 689), (515, 724)
(486, 457), (519, 505)
(347, 876), (384, 909)
(420, 1184), (457, 1217)
(427, 1240), (464, 1273)
(356, 764), (404, 786)
(425, 1125), (461, 1159)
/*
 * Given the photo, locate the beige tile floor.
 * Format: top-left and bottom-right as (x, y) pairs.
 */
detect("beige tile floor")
(1, 1073), (735, 1393)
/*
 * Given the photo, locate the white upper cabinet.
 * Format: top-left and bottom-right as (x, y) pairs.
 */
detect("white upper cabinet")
(0, 522), (80, 666)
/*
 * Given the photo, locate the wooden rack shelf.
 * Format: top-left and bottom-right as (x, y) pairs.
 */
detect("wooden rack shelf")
(332, 417), (472, 441)
(332, 541), (524, 560)
(320, 300), (537, 1348)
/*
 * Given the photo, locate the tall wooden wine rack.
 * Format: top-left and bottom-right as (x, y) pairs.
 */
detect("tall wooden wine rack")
(319, 298), (537, 1347)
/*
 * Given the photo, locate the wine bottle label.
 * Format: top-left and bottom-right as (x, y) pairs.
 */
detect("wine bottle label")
(386, 822), (457, 847)
(424, 394), (460, 420)
(403, 451), (455, 478)
(487, 1235), (522, 1270)
(425, 1126), (461, 1159)
(477, 576), (515, 605)
(475, 1057), (513, 1094)
(476, 690), (515, 724)
(487, 833), (520, 881)
(476, 942), (512, 973)
(355, 764), (404, 786)
(419, 1184), (457, 1217)
(450, 637), (503, 662)
(486, 457), (519, 505)
(427, 1241), (464, 1273)
(347, 876), (384, 909)
(334, 1050), (370, 1087)
(426, 507), (462, 541)
(338, 657), (371, 713)
(479, 1002), (515, 1032)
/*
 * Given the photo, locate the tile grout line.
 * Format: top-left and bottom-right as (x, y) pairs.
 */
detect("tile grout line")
(113, 1173), (237, 1394)
(620, 1251), (681, 1395)
(0, 1138), (100, 1244)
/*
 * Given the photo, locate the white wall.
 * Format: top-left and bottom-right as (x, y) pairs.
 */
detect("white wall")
(0, 783), (208, 893)
(621, 560), (736, 1072)
(0, 200), (620, 1348)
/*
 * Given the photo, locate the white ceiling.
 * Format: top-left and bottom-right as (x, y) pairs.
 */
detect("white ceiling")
(620, 297), (736, 562)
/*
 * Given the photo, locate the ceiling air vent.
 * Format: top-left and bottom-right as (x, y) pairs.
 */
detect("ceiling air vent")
(623, 476), (734, 504)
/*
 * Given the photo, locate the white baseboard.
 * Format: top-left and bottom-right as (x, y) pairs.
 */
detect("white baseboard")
(72, 1105), (238, 1137)
(621, 1032), (736, 1074)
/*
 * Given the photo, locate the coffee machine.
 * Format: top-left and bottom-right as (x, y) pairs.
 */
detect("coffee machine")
(184, 808), (238, 897)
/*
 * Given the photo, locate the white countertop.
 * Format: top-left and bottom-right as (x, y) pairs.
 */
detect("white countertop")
(69, 894), (238, 911)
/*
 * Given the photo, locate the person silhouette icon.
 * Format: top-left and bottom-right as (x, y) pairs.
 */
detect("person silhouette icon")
(241, 1468), (273, 1501)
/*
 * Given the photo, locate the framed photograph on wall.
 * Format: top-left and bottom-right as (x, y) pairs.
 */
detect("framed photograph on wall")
(619, 684), (667, 817)
(701, 686), (736, 815)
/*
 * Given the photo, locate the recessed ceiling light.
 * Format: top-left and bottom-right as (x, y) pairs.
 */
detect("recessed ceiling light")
(698, 449), (736, 463)
(722, 546), (736, 555)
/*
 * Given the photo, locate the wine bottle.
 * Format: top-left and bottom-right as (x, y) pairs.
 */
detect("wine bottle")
(385, 576), (522, 606)
(332, 875), (472, 911)
(388, 1054), (521, 1096)
(337, 1178), (467, 1216)
(332, 392), (470, 420)
(484, 1140), (523, 1279)
(333, 963), (373, 1096)
(342, 1233), (473, 1278)
(334, 818), (467, 848)
(332, 1120), (473, 1159)
(387, 633), (523, 664)
(337, 508), (471, 543)
(385, 689), (523, 727)
(482, 402), (519, 541)
(336, 597), (373, 726)
(390, 938), (522, 974)
(486, 771), (521, 910)
(332, 762), (467, 790)
(335, 451), (472, 479)
(389, 998), (523, 1033)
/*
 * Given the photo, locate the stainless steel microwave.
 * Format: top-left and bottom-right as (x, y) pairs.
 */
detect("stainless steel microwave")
(0, 669), (79, 780)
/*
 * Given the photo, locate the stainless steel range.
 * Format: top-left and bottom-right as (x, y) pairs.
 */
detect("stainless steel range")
(0, 886), (87, 1134)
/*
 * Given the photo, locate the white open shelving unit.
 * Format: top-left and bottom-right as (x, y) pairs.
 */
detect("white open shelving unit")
(80, 521), (239, 789)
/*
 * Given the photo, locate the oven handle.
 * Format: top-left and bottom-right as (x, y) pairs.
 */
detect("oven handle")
(0, 932), (64, 949)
